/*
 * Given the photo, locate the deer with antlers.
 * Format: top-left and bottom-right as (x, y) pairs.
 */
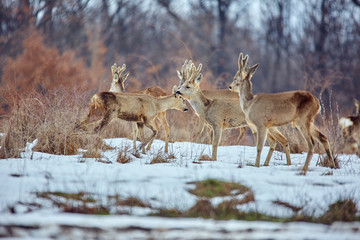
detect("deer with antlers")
(229, 53), (336, 173)
(177, 60), (245, 144)
(176, 60), (291, 163)
(110, 63), (173, 153)
(339, 99), (360, 155)
(77, 81), (188, 154)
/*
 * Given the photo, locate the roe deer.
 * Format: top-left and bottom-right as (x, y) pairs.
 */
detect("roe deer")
(77, 86), (188, 154)
(229, 53), (336, 173)
(176, 60), (291, 163)
(110, 63), (171, 152)
(339, 99), (360, 155)
(177, 60), (245, 144)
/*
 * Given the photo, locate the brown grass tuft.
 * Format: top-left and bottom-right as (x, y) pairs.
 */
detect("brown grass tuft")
(320, 199), (358, 224)
(198, 154), (213, 161)
(150, 152), (170, 164)
(117, 146), (132, 164)
(188, 179), (250, 198)
(82, 150), (102, 159)
(185, 199), (217, 218)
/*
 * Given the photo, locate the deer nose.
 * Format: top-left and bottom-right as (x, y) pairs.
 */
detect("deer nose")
(184, 108), (189, 112)
(176, 91), (181, 95)
(228, 86), (232, 90)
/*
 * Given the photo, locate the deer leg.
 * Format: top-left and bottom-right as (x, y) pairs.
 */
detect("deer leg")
(94, 111), (115, 133)
(76, 106), (98, 130)
(132, 122), (138, 150)
(146, 117), (161, 151)
(195, 119), (207, 142)
(311, 123), (336, 168)
(255, 126), (267, 167)
(263, 133), (276, 166)
(211, 125), (222, 161)
(235, 127), (246, 145)
(296, 122), (314, 173)
(137, 122), (146, 154)
(155, 112), (169, 153)
(141, 119), (157, 153)
(268, 128), (291, 165)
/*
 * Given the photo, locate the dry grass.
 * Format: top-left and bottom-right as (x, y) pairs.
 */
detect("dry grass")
(116, 144), (132, 164)
(186, 199), (217, 218)
(0, 88), (114, 158)
(187, 179), (250, 198)
(198, 154), (213, 161)
(0, 95), (42, 158)
(150, 152), (170, 164)
(320, 199), (358, 223)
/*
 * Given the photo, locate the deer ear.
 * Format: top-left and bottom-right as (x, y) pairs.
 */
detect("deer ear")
(238, 53), (243, 70)
(250, 63), (259, 75)
(177, 70), (182, 80)
(194, 73), (203, 84)
(243, 55), (249, 67)
(172, 85), (178, 94)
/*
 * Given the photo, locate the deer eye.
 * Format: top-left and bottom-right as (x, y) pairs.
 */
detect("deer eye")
(185, 86), (190, 89)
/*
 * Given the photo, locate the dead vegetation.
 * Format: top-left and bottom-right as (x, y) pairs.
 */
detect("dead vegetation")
(188, 179), (250, 198)
(149, 151), (173, 164)
(0, 88), (112, 158)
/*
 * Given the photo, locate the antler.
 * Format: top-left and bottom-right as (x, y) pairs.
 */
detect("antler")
(238, 53), (249, 71)
(117, 64), (127, 75)
(189, 62), (202, 82)
(111, 63), (118, 76)
(178, 60), (195, 85)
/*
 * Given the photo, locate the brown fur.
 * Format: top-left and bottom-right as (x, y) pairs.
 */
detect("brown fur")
(77, 90), (188, 154)
(229, 53), (335, 173)
(339, 99), (360, 155)
(177, 61), (291, 164)
(110, 63), (172, 152)
(177, 61), (245, 144)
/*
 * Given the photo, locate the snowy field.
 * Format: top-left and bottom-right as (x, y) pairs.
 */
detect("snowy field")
(1, 137), (360, 239)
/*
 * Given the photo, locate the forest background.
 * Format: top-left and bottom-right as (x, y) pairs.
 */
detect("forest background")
(1, 0), (360, 122)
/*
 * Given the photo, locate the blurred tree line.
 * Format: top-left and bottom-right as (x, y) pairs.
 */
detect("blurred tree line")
(0, 0), (359, 117)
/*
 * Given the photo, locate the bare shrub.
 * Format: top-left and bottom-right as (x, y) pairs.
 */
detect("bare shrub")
(0, 94), (42, 158)
(0, 88), (112, 158)
(150, 152), (170, 164)
(31, 88), (108, 155)
(117, 144), (132, 164)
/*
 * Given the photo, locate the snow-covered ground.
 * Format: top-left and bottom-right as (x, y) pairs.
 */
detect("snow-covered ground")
(1, 137), (360, 239)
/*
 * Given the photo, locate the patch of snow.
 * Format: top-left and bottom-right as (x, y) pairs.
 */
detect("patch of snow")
(0, 137), (360, 239)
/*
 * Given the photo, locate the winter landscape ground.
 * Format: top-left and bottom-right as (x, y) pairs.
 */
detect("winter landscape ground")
(1, 137), (360, 239)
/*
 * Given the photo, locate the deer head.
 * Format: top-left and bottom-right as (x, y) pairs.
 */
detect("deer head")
(228, 53), (258, 93)
(176, 60), (203, 99)
(172, 85), (189, 112)
(110, 63), (130, 92)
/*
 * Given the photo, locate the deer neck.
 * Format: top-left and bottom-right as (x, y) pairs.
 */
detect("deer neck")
(187, 90), (211, 118)
(156, 95), (177, 112)
(239, 79), (254, 111)
(109, 82), (124, 93)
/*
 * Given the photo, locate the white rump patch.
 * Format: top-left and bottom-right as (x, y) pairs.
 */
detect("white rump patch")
(339, 117), (353, 128)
